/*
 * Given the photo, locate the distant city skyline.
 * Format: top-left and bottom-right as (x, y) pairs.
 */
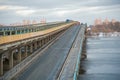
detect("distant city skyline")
(0, 0), (120, 25)
(94, 18), (117, 25)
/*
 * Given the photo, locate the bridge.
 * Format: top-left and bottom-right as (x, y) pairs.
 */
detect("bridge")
(0, 21), (86, 80)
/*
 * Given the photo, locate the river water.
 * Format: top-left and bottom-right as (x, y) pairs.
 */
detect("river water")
(78, 37), (120, 80)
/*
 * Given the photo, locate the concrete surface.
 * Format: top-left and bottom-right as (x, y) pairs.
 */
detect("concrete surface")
(16, 25), (80, 80)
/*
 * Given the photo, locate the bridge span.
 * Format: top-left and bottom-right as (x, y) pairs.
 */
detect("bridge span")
(0, 21), (119, 80)
(0, 21), (86, 80)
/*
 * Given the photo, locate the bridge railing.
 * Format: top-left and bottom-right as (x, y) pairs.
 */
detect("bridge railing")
(73, 25), (85, 80)
(57, 24), (86, 80)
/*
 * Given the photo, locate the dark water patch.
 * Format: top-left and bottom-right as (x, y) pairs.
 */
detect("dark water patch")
(78, 37), (120, 80)
(79, 66), (86, 75)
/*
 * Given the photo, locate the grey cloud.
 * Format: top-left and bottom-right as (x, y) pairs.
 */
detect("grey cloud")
(1, 0), (119, 9)
(0, 0), (120, 25)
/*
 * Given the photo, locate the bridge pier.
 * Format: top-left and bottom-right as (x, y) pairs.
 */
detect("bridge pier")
(42, 39), (44, 45)
(34, 42), (37, 50)
(46, 37), (48, 43)
(52, 35), (54, 39)
(37, 41), (39, 49)
(47, 37), (49, 42)
(17, 48), (21, 63)
(39, 40), (42, 47)
(49, 36), (51, 40)
(30, 44), (33, 53)
(43, 38), (46, 44)
(48, 36), (50, 41)
(9, 51), (14, 69)
(41, 40), (43, 47)
(0, 54), (3, 76)
(45, 38), (47, 43)
(50, 35), (52, 39)
(24, 45), (28, 58)
(40, 40), (42, 47)
(81, 39), (87, 60)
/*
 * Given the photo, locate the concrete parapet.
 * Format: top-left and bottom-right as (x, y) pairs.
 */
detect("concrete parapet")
(57, 24), (86, 80)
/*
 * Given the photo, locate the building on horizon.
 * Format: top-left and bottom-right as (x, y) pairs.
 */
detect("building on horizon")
(111, 19), (116, 24)
(104, 18), (109, 24)
(94, 18), (102, 25)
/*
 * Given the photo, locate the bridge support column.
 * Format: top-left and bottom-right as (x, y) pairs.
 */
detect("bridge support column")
(24, 45), (28, 58)
(17, 48), (21, 63)
(50, 35), (52, 39)
(50, 36), (52, 40)
(46, 38), (47, 43)
(52, 35), (53, 39)
(46, 38), (48, 43)
(44, 38), (46, 44)
(45, 38), (47, 44)
(50, 36), (51, 40)
(37, 41), (40, 48)
(38, 41), (40, 48)
(42, 39), (44, 46)
(48, 36), (50, 41)
(0, 54), (3, 76)
(34, 42), (37, 50)
(43, 39), (45, 45)
(37, 41), (39, 48)
(47, 36), (49, 42)
(30, 44), (33, 53)
(47, 37), (49, 42)
(9, 51), (14, 69)
(40, 40), (42, 47)
(54, 35), (55, 38)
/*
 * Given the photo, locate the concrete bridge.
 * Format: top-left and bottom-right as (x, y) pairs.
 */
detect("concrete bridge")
(0, 21), (86, 80)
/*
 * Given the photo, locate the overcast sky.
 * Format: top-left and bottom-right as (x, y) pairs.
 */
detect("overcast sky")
(0, 0), (120, 25)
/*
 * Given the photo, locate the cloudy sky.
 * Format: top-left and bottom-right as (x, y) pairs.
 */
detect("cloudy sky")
(0, 0), (120, 25)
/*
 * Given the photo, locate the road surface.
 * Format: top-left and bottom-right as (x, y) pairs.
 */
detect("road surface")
(16, 25), (80, 80)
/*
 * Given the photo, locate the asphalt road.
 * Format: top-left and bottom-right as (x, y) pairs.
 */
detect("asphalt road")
(16, 25), (80, 80)
(78, 37), (120, 80)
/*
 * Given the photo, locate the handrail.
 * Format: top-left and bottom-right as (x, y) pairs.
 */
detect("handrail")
(73, 27), (85, 80)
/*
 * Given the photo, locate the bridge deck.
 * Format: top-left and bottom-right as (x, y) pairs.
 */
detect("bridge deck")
(15, 25), (80, 80)
(0, 22), (74, 45)
(78, 37), (120, 80)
